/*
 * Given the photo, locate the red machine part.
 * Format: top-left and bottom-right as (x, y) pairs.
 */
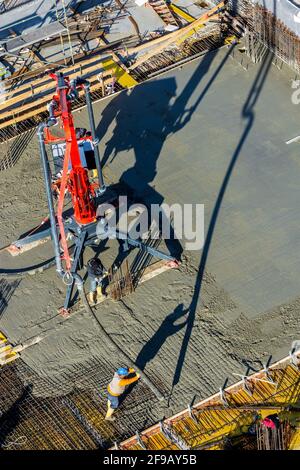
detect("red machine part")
(44, 73), (97, 271)
(45, 73), (96, 226)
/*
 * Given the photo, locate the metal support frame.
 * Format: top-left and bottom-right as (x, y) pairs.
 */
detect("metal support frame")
(60, 224), (176, 310)
(11, 209), (177, 312)
(160, 421), (190, 450)
(233, 360), (279, 397)
(135, 431), (147, 450)
(219, 379), (230, 407)
(187, 404), (198, 424)
(37, 122), (63, 274)
(289, 340), (300, 369)
(83, 82), (106, 194)
(262, 356), (278, 387)
(63, 231), (87, 311)
(232, 372), (253, 397)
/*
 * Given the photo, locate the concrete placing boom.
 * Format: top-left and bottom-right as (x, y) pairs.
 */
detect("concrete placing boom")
(41, 73), (102, 273)
(1, 72), (181, 400)
(46, 73), (98, 225)
(3, 72), (179, 314)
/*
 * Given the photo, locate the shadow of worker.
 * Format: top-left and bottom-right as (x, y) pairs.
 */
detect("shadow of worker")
(96, 50), (221, 260)
(99, 50), (219, 199)
(99, 77), (183, 259)
(120, 304), (188, 407)
(135, 303), (188, 371)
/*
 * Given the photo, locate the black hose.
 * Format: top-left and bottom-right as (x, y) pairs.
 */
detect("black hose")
(77, 282), (165, 402)
(0, 257), (56, 277)
(37, 121), (63, 275)
(0, 241), (77, 278)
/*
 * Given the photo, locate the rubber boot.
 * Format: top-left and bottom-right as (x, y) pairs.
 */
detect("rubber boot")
(105, 401), (116, 421)
(97, 286), (106, 302)
(89, 291), (97, 305)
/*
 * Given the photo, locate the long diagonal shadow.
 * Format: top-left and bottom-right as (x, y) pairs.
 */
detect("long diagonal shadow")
(96, 46), (232, 268)
(133, 46), (235, 371)
(97, 45), (235, 171)
(171, 46), (275, 391)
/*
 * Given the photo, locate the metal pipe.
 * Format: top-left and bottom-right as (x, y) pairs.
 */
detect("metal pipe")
(37, 122), (63, 275)
(47, 99), (58, 124)
(78, 281), (165, 401)
(83, 82), (106, 194)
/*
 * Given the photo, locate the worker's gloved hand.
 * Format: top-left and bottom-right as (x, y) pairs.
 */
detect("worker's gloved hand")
(136, 373), (141, 380)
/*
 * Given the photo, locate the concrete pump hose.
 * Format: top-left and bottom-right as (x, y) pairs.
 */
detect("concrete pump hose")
(75, 277), (165, 402)
(0, 258), (57, 277)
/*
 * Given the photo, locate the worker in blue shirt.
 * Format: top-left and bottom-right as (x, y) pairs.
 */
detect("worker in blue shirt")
(87, 257), (108, 304)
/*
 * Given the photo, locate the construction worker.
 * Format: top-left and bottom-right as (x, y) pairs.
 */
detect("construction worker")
(105, 367), (140, 421)
(0, 61), (11, 81)
(87, 257), (107, 304)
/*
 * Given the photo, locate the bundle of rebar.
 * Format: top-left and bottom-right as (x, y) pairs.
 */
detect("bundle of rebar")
(108, 260), (134, 301)
(228, 0), (300, 73)
(131, 24), (223, 82)
(256, 421), (293, 450)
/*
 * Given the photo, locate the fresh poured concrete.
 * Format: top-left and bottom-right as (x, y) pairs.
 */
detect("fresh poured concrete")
(1, 47), (300, 445)
(87, 47), (300, 316)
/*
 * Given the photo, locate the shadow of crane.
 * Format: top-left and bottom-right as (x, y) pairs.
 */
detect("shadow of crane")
(171, 15), (276, 392)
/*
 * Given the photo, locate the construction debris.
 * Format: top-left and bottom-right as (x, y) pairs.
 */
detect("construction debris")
(0, 330), (19, 365)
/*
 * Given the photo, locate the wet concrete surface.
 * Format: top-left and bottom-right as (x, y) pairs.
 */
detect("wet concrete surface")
(87, 48), (300, 315)
(0, 47), (300, 443)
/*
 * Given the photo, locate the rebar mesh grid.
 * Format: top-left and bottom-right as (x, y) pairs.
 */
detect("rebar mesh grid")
(0, 359), (162, 449)
(229, 0), (300, 73)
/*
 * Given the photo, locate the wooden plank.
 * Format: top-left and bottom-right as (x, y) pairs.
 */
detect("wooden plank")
(0, 60), (108, 119)
(0, 55), (112, 113)
(169, 3), (195, 23)
(0, 80), (104, 129)
(127, 1), (224, 62)
(1, 35), (135, 102)
(139, 259), (174, 284)
(129, 5), (223, 70)
(113, 353), (300, 449)
(6, 236), (50, 256)
(0, 48), (118, 105)
(100, 57), (138, 88)
(0, 57), (138, 123)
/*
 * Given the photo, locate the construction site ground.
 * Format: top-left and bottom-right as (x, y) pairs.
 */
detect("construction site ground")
(1, 46), (300, 447)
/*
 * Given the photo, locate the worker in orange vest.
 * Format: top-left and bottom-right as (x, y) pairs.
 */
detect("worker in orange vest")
(105, 367), (140, 421)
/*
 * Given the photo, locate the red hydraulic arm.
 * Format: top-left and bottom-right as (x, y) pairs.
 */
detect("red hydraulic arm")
(45, 73), (96, 226)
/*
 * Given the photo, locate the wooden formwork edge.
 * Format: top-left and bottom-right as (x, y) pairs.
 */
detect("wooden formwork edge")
(113, 351), (300, 449)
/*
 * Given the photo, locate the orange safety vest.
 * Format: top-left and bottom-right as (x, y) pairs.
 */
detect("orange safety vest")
(107, 371), (139, 396)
